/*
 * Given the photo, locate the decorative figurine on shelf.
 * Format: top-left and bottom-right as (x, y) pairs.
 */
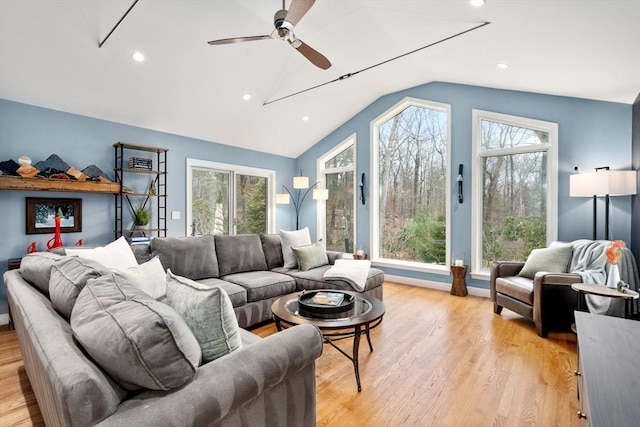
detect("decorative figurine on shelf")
(26, 241), (37, 254)
(148, 180), (157, 195)
(46, 208), (64, 250)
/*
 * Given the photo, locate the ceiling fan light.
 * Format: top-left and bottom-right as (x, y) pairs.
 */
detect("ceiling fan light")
(242, 94), (251, 101)
(497, 62), (509, 69)
(131, 51), (145, 62)
(470, 0), (486, 6)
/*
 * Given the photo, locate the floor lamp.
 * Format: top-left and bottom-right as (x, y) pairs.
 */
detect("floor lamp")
(570, 168), (637, 240)
(276, 174), (328, 230)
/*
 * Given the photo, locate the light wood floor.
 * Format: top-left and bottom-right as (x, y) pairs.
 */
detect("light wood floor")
(0, 282), (579, 426)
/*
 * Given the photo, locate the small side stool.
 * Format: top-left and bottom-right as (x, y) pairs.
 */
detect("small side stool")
(450, 265), (468, 297)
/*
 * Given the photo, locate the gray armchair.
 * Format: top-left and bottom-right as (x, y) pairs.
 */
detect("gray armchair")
(490, 261), (583, 337)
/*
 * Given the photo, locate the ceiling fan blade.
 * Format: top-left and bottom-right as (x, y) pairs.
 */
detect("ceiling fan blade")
(284, 0), (315, 27)
(207, 35), (271, 45)
(291, 39), (331, 69)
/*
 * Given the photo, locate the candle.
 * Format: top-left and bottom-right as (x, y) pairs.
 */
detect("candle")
(454, 259), (463, 266)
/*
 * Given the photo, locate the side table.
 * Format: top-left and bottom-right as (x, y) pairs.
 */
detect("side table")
(571, 283), (639, 319)
(450, 265), (468, 297)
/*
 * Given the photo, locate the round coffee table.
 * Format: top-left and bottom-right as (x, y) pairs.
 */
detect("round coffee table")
(271, 290), (385, 392)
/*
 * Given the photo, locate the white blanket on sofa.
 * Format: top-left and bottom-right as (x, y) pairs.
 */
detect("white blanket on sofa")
(323, 259), (371, 292)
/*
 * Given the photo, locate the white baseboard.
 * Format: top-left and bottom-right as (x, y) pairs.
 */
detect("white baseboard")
(0, 313), (9, 326)
(385, 274), (490, 298)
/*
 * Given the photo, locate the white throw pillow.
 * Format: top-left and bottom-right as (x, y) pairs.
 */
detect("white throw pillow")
(113, 256), (167, 299)
(66, 236), (138, 270)
(280, 227), (311, 269)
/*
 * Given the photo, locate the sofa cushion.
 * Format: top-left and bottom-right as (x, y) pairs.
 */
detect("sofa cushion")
(130, 243), (152, 264)
(71, 273), (201, 391)
(518, 245), (573, 279)
(280, 227), (311, 269)
(66, 236), (138, 269)
(288, 265), (385, 293)
(49, 256), (110, 319)
(113, 256), (167, 299)
(495, 276), (534, 305)
(260, 233), (284, 269)
(19, 252), (64, 294)
(151, 235), (219, 279)
(292, 241), (329, 271)
(215, 234), (268, 276)
(222, 271), (296, 302)
(196, 277), (248, 308)
(166, 270), (242, 363)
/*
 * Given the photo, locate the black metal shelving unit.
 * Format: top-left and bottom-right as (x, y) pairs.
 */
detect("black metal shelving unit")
(113, 142), (167, 241)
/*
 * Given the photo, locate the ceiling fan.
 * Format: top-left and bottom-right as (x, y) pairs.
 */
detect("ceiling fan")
(207, 0), (331, 70)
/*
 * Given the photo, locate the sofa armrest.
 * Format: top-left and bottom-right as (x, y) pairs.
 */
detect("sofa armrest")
(535, 272), (583, 287)
(533, 272), (583, 337)
(326, 250), (344, 265)
(490, 261), (525, 300)
(97, 324), (323, 427)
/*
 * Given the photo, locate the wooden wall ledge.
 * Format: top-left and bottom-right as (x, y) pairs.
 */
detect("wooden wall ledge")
(0, 175), (121, 194)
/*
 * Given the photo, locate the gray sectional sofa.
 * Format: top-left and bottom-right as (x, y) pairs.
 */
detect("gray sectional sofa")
(133, 234), (385, 328)
(4, 233), (385, 426)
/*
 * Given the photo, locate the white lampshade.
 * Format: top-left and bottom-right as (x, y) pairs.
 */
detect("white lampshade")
(570, 170), (637, 197)
(275, 193), (290, 204)
(312, 188), (329, 200)
(293, 176), (309, 189)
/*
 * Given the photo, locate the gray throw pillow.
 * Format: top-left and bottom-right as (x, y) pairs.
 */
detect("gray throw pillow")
(19, 252), (64, 294)
(49, 256), (110, 319)
(260, 234), (284, 269)
(150, 235), (219, 280)
(112, 256), (167, 299)
(292, 241), (329, 271)
(280, 227), (312, 269)
(214, 234), (268, 276)
(517, 245), (573, 279)
(166, 270), (242, 363)
(71, 273), (201, 391)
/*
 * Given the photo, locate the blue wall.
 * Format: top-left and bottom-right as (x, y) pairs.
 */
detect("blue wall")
(297, 82), (634, 289)
(0, 99), (296, 315)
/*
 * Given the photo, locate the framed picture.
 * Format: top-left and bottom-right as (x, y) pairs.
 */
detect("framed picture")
(26, 197), (82, 234)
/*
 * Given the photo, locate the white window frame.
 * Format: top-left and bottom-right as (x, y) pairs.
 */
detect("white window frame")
(370, 97), (452, 275)
(316, 135), (357, 245)
(471, 110), (558, 280)
(186, 158), (276, 236)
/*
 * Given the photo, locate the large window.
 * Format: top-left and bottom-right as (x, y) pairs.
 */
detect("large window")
(318, 137), (355, 252)
(472, 110), (558, 273)
(372, 98), (451, 270)
(186, 159), (275, 236)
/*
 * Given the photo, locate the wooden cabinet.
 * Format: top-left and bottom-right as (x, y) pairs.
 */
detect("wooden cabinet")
(113, 142), (167, 241)
(575, 311), (640, 426)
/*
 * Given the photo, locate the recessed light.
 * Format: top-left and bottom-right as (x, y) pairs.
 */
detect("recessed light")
(132, 51), (145, 62)
(242, 94), (251, 101)
(497, 63), (509, 69)
(470, 0), (486, 6)
(302, 116), (309, 121)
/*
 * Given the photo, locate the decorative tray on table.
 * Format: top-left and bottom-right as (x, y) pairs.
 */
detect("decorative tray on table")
(298, 290), (355, 314)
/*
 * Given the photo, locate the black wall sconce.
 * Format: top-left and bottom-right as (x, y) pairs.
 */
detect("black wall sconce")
(457, 164), (463, 204)
(359, 172), (366, 205)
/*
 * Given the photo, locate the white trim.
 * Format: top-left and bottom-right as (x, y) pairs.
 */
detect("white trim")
(0, 313), (9, 326)
(384, 274), (490, 298)
(370, 96), (452, 266)
(372, 259), (450, 276)
(471, 110), (558, 276)
(186, 158), (276, 236)
(317, 135), (356, 247)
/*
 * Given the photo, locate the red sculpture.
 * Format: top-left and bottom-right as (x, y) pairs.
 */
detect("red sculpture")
(47, 215), (64, 249)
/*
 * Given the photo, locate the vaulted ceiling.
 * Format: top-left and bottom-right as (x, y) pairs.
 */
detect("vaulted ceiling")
(1, 1), (638, 158)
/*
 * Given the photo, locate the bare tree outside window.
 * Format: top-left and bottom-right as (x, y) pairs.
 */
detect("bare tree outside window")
(323, 144), (355, 252)
(479, 120), (549, 268)
(377, 105), (448, 264)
